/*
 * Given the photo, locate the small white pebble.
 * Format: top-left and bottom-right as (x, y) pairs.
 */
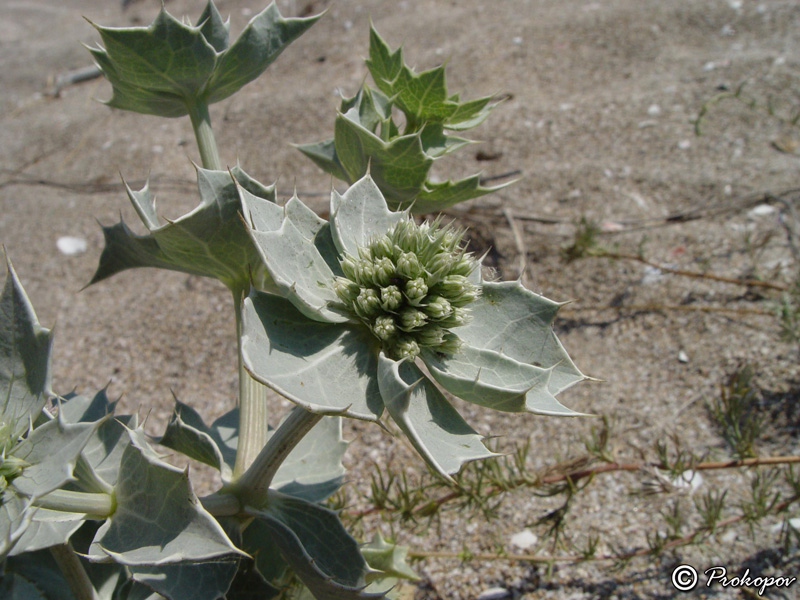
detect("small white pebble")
(671, 469), (703, 492)
(678, 350), (689, 364)
(677, 139), (691, 150)
(748, 204), (776, 218)
(647, 104), (661, 116)
(559, 102), (573, 111)
(703, 61), (717, 71)
(477, 588), (510, 600)
(57, 236), (88, 256)
(512, 36), (523, 45)
(642, 265), (663, 284)
(510, 529), (537, 550)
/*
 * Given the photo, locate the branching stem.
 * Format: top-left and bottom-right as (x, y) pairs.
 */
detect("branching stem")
(232, 289), (271, 479)
(32, 489), (115, 517)
(187, 100), (222, 171)
(50, 543), (100, 600)
(234, 406), (323, 508)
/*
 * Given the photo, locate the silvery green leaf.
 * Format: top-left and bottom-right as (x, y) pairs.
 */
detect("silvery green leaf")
(57, 389), (116, 423)
(246, 205), (345, 323)
(80, 415), (135, 491)
(0, 492), (32, 561)
(332, 115), (432, 210)
(11, 414), (98, 498)
(88, 2), (320, 118)
(249, 491), (382, 600)
(0, 259), (54, 440)
(361, 532), (418, 582)
(376, 354), (495, 478)
(88, 430), (243, 566)
(0, 548), (75, 600)
(158, 399), (237, 482)
(12, 512), (83, 558)
(238, 184), (284, 234)
(421, 345), (558, 413)
(90, 165), (276, 293)
(57, 392), (135, 489)
(197, 0), (230, 53)
(365, 26), (497, 129)
(294, 138), (350, 183)
(271, 415), (347, 503)
(242, 291), (384, 422)
(454, 280), (586, 396)
(129, 560), (239, 600)
(204, 4), (321, 105)
(234, 517), (284, 582)
(329, 175), (406, 258)
(413, 174), (512, 214)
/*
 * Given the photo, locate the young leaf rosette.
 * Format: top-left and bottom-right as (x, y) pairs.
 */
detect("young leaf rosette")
(239, 175), (588, 478)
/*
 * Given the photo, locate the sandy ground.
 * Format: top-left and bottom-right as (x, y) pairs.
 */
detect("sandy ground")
(2, 0), (800, 598)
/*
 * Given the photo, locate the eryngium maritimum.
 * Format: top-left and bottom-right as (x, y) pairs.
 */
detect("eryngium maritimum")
(240, 174), (588, 478)
(334, 219), (478, 360)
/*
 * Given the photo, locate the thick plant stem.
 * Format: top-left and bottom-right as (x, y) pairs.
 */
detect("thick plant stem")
(50, 543), (100, 600)
(233, 290), (270, 478)
(235, 406), (322, 508)
(187, 100), (222, 171)
(33, 490), (115, 517)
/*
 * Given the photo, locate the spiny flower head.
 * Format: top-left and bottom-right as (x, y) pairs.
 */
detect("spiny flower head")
(333, 218), (479, 360)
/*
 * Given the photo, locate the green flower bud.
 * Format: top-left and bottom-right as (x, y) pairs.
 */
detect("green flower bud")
(340, 256), (358, 281)
(399, 307), (427, 331)
(355, 288), (381, 318)
(438, 333), (463, 355)
(355, 260), (375, 286)
(394, 337), (420, 359)
(380, 285), (402, 311)
(405, 278), (428, 302)
(373, 257), (395, 286)
(417, 325), (445, 346)
(424, 296), (452, 320)
(451, 255), (477, 277)
(373, 316), (396, 340)
(434, 275), (470, 298)
(397, 252), (422, 279)
(439, 306), (471, 328)
(333, 277), (360, 303)
(371, 236), (394, 259)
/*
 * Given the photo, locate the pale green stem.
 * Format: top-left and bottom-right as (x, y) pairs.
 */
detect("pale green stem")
(50, 543), (100, 600)
(187, 100), (222, 171)
(232, 289), (270, 479)
(234, 406), (322, 508)
(200, 492), (241, 517)
(33, 489), (115, 517)
(73, 454), (114, 495)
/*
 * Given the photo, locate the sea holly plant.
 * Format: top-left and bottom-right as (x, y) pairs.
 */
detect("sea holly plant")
(296, 27), (511, 213)
(239, 174), (586, 478)
(0, 2), (589, 599)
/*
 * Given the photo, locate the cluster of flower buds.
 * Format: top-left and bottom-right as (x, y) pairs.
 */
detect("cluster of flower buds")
(333, 218), (481, 359)
(0, 423), (25, 491)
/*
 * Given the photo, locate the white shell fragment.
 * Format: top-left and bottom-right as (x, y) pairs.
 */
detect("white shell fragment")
(510, 528), (538, 550)
(477, 588), (511, 600)
(56, 236), (88, 256)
